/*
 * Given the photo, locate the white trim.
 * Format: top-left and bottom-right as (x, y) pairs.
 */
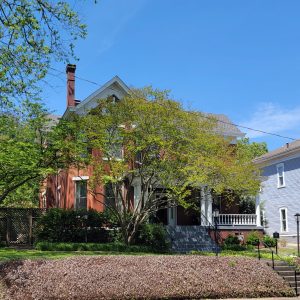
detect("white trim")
(75, 76), (130, 112)
(279, 207), (288, 233)
(254, 148), (300, 166)
(72, 176), (89, 181)
(276, 163), (285, 188)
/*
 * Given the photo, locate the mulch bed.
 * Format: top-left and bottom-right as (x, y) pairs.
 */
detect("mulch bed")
(0, 255), (295, 300)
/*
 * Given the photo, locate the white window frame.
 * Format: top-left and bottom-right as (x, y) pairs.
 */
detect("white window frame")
(279, 207), (288, 233)
(276, 163), (285, 188)
(72, 176), (89, 210)
(41, 191), (47, 208)
(57, 185), (61, 208)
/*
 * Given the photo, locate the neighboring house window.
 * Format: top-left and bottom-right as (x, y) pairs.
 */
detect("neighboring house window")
(75, 180), (87, 210)
(279, 208), (288, 232)
(277, 163), (285, 188)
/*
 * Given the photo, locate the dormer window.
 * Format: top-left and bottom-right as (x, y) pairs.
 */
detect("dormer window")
(277, 163), (285, 188)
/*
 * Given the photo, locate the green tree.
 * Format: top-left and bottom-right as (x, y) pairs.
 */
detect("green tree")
(81, 88), (261, 244)
(0, 0), (87, 107)
(0, 102), (87, 204)
(237, 137), (268, 159)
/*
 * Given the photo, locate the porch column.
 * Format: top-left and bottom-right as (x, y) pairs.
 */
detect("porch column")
(200, 187), (207, 225)
(206, 188), (213, 224)
(255, 195), (261, 226)
(167, 207), (177, 226)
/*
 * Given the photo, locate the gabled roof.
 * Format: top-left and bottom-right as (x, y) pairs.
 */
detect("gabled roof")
(208, 114), (245, 138)
(75, 76), (130, 112)
(254, 139), (300, 165)
(62, 74), (243, 138)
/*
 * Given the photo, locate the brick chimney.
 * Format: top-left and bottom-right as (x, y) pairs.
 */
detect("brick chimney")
(66, 64), (76, 108)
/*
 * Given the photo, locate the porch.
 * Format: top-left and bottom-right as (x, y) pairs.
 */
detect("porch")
(158, 187), (262, 229)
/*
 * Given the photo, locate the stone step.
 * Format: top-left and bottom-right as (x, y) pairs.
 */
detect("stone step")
(166, 225), (219, 253)
(267, 261), (290, 267)
(282, 275), (298, 282)
(288, 281), (300, 288)
(277, 270), (296, 277)
(274, 266), (295, 272)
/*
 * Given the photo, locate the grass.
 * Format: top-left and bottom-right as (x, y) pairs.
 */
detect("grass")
(0, 248), (160, 262)
(0, 244), (298, 263)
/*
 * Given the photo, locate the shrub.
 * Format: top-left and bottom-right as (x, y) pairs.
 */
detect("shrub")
(224, 234), (240, 246)
(35, 241), (153, 252)
(36, 209), (112, 243)
(246, 231), (260, 246)
(222, 244), (247, 251)
(263, 235), (277, 247)
(135, 223), (170, 252)
(221, 234), (247, 250)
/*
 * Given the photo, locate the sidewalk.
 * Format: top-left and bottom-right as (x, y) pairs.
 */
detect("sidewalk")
(224, 297), (300, 300)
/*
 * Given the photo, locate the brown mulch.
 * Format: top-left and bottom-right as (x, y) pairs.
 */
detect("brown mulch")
(0, 255), (295, 300)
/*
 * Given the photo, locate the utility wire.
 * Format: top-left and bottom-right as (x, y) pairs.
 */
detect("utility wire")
(49, 66), (298, 142)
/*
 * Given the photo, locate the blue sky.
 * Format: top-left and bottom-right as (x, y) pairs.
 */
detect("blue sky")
(42, 0), (300, 151)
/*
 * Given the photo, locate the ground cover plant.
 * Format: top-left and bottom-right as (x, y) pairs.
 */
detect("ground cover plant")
(0, 255), (294, 299)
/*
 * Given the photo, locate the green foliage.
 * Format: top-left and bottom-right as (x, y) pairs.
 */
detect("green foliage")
(81, 87), (261, 244)
(222, 244), (248, 251)
(0, 179), (40, 208)
(224, 234), (240, 246)
(0, 104), (88, 204)
(135, 223), (170, 252)
(222, 234), (247, 251)
(36, 209), (112, 243)
(35, 241), (154, 253)
(0, 0), (87, 107)
(237, 138), (268, 160)
(246, 231), (260, 246)
(263, 235), (277, 247)
(238, 196), (255, 214)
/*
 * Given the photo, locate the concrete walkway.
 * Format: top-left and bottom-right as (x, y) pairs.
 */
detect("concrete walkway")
(224, 296), (300, 300)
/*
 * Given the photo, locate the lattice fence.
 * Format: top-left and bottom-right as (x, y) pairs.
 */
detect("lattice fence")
(0, 208), (47, 246)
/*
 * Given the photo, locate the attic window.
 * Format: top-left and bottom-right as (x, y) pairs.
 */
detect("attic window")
(110, 94), (119, 103)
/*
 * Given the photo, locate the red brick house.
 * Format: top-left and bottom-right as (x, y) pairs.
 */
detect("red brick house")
(41, 65), (263, 251)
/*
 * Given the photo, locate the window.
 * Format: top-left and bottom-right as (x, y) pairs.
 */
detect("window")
(277, 163), (285, 188)
(280, 208), (288, 232)
(103, 127), (123, 160)
(75, 181), (87, 210)
(57, 185), (61, 208)
(42, 191), (47, 208)
(104, 183), (115, 208)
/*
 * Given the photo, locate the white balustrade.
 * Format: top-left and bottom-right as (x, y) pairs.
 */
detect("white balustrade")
(217, 214), (257, 226)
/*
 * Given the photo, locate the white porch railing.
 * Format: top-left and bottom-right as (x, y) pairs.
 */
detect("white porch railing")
(217, 214), (257, 226)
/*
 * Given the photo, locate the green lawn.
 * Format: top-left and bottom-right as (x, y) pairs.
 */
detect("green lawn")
(0, 248), (158, 261)
(0, 245), (298, 263)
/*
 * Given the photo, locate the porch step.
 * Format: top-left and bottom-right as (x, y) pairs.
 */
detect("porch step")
(166, 225), (219, 253)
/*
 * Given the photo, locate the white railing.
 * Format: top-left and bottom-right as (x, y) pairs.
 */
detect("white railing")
(217, 214), (257, 226)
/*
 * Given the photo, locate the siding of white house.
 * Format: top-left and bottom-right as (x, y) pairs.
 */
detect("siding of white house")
(259, 155), (300, 240)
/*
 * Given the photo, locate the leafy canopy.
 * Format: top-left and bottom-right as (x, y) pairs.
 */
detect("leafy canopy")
(0, 0), (87, 107)
(237, 137), (268, 159)
(80, 88), (261, 243)
(0, 102), (88, 204)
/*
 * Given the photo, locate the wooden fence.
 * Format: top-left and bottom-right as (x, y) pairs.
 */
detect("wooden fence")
(0, 208), (47, 246)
